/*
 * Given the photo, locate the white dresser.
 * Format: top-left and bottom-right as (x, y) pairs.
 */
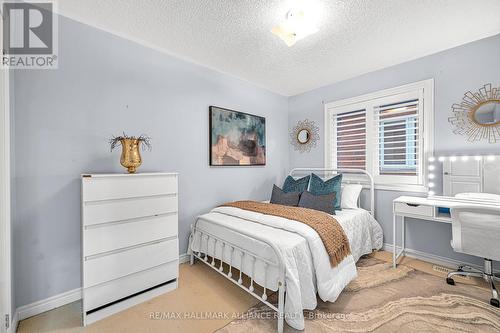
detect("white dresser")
(81, 172), (179, 325)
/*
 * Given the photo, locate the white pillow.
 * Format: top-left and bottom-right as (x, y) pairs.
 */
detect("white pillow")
(341, 184), (363, 209)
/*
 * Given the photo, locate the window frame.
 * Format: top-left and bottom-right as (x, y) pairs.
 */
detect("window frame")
(324, 79), (434, 192)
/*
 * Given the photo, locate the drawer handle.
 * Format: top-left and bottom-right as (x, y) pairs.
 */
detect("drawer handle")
(406, 203), (420, 207)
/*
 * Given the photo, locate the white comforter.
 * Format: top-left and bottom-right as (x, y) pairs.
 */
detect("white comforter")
(190, 207), (383, 330)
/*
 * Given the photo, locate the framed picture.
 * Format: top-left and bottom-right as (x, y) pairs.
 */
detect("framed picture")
(209, 106), (266, 166)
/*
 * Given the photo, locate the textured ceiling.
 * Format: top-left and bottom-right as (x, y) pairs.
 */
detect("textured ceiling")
(54, 0), (500, 96)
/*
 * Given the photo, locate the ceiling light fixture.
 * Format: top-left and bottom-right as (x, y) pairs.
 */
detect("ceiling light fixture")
(271, 8), (319, 47)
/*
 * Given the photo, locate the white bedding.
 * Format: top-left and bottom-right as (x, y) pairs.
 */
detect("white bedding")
(190, 207), (383, 330)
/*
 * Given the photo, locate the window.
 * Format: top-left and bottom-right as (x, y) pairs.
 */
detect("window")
(377, 100), (418, 175)
(334, 109), (366, 170)
(325, 80), (433, 191)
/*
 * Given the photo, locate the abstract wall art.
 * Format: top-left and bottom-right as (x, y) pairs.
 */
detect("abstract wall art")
(209, 106), (266, 166)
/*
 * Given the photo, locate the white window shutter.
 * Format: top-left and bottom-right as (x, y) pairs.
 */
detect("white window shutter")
(373, 99), (420, 176)
(333, 109), (367, 170)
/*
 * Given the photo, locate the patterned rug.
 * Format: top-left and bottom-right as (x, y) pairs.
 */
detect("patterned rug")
(217, 256), (500, 332)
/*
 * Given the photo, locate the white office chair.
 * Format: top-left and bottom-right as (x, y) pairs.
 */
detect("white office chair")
(446, 205), (500, 307)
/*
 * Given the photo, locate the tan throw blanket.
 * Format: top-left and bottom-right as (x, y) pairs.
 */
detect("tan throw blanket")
(220, 201), (351, 267)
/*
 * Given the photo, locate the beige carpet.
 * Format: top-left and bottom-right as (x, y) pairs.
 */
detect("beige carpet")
(218, 256), (500, 333)
(17, 262), (258, 333)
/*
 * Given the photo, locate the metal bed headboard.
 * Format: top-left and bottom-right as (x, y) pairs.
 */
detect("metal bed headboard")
(289, 168), (375, 216)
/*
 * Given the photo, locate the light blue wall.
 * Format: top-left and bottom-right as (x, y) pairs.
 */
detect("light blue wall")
(11, 16), (289, 308)
(289, 33), (500, 265)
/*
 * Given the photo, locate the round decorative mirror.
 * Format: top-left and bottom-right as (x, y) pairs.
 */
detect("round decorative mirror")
(449, 83), (500, 143)
(290, 119), (319, 153)
(473, 100), (500, 126)
(297, 129), (310, 144)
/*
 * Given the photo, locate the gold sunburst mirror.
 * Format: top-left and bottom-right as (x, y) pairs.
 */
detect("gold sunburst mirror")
(448, 83), (500, 143)
(290, 119), (319, 153)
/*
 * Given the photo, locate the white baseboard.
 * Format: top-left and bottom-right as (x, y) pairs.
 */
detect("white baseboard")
(17, 287), (82, 321)
(381, 243), (498, 272)
(179, 252), (190, 264)
(15, 253), (189, 323)
(10, 309), (18, 333)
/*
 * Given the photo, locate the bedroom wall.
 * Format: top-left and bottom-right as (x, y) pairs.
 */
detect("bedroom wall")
(11, 15), (289, 308)
(11, 11), (500, 312)
(288, 33), (500, 266)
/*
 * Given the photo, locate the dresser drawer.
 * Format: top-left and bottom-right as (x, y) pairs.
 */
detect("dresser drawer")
(394, 202), (433, 217)
(84, 238), (178, 287)
(82, 174), (178, 201)
(83, 195), (177, 226)
(84, 214), (178, 257)
(84, 260), (178, 311)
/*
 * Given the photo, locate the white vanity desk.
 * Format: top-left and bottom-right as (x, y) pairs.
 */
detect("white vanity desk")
(392, 195), (500, 268)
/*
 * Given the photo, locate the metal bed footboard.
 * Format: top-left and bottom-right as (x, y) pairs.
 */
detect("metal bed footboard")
(189, 222), (286, 333)
(189, 168), (375, 333)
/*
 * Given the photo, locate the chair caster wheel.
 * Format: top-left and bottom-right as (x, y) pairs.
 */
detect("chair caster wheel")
(446, 277), (455, 285)
(490, 298), (500, 308)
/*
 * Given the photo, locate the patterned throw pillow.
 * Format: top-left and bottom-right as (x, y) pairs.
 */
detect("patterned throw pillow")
(298, 191), (336, 215)
(270, 185), (301, 206)
(282, 175), (310, 193)
(309, 173), (343, 211)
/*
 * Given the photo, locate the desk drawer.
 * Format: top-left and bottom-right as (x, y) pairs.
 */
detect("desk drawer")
(394, 202), (433, 217)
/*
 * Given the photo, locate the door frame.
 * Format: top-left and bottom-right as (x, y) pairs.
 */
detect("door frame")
(0, 4), (13, 331)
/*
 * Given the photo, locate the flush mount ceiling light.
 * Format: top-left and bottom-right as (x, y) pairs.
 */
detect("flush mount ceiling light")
(271, 8), (319, 47)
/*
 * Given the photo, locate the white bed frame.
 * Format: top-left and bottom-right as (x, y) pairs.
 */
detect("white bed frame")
(189, 168), (375, 333)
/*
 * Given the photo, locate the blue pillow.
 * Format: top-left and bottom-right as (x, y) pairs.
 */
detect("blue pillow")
(309, 173), (342, 211)
(282, 175), (310, 193)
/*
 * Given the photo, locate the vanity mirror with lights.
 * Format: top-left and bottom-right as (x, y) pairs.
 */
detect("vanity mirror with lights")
(427, 154), (500, 199)
(394, 154), (500, 227)
(392, 154), (500, 267)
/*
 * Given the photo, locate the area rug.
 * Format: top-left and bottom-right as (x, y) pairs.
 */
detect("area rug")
(217, 256), (500, 332)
